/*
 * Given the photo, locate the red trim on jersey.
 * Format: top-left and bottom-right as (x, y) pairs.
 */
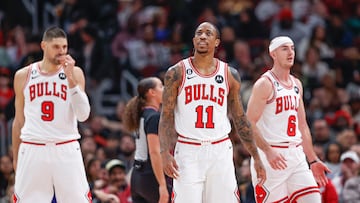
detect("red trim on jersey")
(22, 139), (77, 146)
(36, 61), (63, 76)
(261, 74), (276, 104)
(269, 70), (293, 90)
(22, 64), (32, 92)
(224, 63), (230, 93)
(188, 57), (220, 78)
(289, 186), (320, 202)
(178, 60), (186, 96)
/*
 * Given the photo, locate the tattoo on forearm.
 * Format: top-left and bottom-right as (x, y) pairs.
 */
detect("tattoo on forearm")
(159, 66), (181, 152)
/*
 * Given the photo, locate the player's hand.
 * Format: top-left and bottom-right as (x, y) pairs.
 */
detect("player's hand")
(61, 54), (76, 77)
(253, 158), (266, 185)
(264, 148), (287, 170)
(310, 160), (331, 187)
(158, 184), (169, 203)
(161, 151), (179, 179)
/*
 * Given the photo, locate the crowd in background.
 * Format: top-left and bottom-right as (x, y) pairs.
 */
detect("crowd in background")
(0, 0), (360, 202)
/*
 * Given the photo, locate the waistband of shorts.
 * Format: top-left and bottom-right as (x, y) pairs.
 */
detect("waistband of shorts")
(22, 139), (77, 146)
(177, 134), (229, 146)
(270, 142), (302, 148)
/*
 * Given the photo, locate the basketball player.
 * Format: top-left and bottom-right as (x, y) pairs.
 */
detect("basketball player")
(12, 26), (91, 202)
(123, 77), (170, 203)
(246, 36), (330, 202)
(158, 22), (266, 203)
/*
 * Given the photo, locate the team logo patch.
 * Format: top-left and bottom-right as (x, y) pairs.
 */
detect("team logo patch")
(186, 69), (196, 79)
(294, 86), (299, 94)
(186, 69), (193, 75)
(255, 184), (269, 203)
(31, 69), (39, 79)
(274, 81), (283, 91)
(59, 72), (66, 80)
(215, 75), (224, 84)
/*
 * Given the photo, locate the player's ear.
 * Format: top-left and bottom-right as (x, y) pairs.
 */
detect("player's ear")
(215, 39), (220, 48)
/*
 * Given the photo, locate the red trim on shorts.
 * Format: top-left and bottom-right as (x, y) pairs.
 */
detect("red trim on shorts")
(22, 139), (77, 146)
(177, 135), (229, 146)
(289, 186), (320, 202)
(270, 142), (302, 148)
(272, 196), (289, 203)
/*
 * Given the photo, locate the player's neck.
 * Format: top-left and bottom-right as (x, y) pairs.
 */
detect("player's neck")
(191, 55), (216, 74)
(271, 68), (291, 83)
(39, 60), (61, 74)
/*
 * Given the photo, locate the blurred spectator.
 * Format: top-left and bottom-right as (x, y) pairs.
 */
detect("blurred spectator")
(0, 67), (13, 121)
(301, 46), (330, 92)
(313, 143), (339, 203)
(117, 134), (135, 173)
(17, 34), (42, 69)
(312, 71), (349, 113)
(94, 159), (132, 203)
(235, 8), (268, 40)
(324, 142), (343, 180)
(229, 40), (255, 82)
(80, 136), (98, 162)
(217, 25), (236, 62)
(326, 12), (354, 48)
(101, 100), (131, 136)
(270, 7), (308, 45)
(297, 25), (335, 62)
(336, 129), (358, 152)
(311, 118), (336, 147)
(78, 24), (110, 91)
(111, 14), (141, 70)
(153, 7), (171, 43)
(332, 150), (360, 202)
(254, 0), (280, 24)
(127, 23), (171, 78)
(345, 2), (360, 37)
(0, 155), (14, 200)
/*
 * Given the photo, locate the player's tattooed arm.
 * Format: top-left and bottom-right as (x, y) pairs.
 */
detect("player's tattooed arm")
(159, 64), (182, 153)
(227, 67), (260, 160)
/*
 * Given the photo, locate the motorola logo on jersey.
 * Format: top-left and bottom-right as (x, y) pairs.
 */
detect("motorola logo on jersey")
(215, 75), (224, 84)
(59, 72), (66, 80)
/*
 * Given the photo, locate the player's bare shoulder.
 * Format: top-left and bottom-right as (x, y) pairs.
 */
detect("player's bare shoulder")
(14, 65), (31, 88)
(252, 72), (274, 100)
(164, 63), (183, 88)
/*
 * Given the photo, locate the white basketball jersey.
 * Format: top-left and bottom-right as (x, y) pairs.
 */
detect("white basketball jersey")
(20, 62), (80, 142)
(256, 71), (303, 144)
(174, 58), (231, 140)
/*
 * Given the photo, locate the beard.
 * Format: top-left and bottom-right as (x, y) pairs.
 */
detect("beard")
(195, 49), (208, 54)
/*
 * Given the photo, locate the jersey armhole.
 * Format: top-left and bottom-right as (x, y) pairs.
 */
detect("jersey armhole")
(177, 60), (186, 96)
(22, 64), (33, 92)
(224, 63), (230, 93)
(262, 75), (276, 104)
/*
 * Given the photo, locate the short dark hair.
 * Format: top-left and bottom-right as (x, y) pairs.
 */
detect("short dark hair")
(42, 26), (67, 41)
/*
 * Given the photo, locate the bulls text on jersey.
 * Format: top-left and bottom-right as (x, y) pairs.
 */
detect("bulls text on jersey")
(29, 82), (67, 101)
(184, 83), (225, 106)
(275, 95), (299, 114)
